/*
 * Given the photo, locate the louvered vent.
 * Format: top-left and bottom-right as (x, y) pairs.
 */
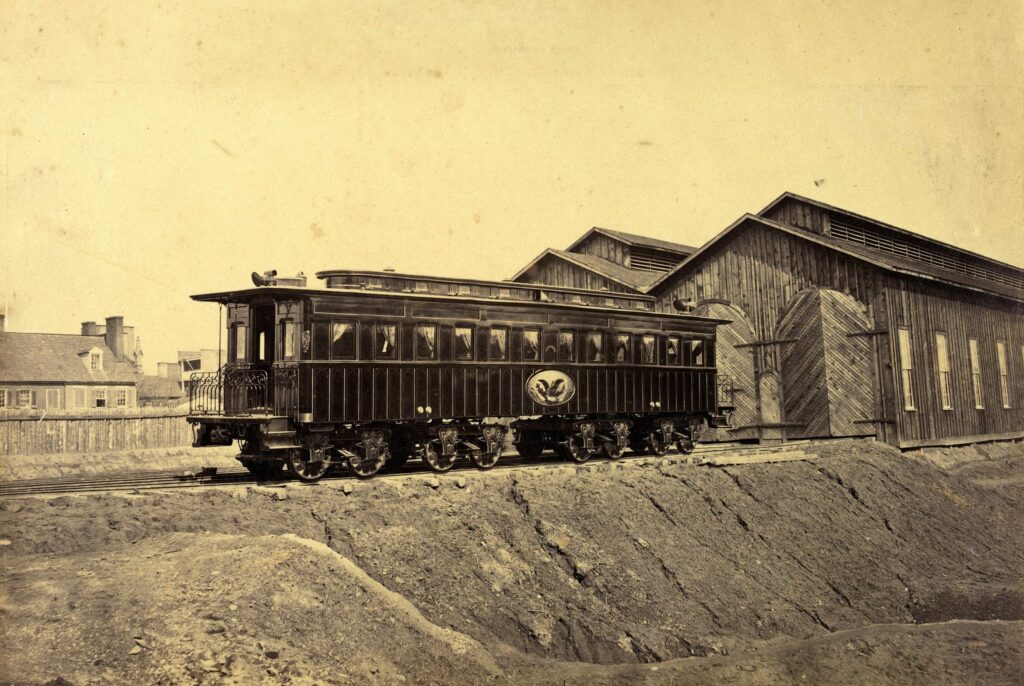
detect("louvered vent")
(829, 218), (1023, 291)
(629, 248), (680, 273)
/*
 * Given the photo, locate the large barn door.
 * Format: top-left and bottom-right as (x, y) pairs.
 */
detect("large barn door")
(819, 290), (874, 437)
(777, 289), (874, 439)
(693, 301), (757, 441)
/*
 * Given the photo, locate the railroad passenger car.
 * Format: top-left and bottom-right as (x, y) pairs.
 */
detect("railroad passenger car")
(187, 269), (731, 480)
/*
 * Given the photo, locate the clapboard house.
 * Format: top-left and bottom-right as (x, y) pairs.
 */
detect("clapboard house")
(515, 194), (1023, 448)
(512, 227), (695, 293)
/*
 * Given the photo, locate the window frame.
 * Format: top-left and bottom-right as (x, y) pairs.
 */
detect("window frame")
(414, 323), (438, 361)
(90, 352), (102, 371)
(0, 389), (6, 408)
(639, 334), (658, 365)
(488, 326), (509, 361)
(45, 388), (60, 409)
(613, 333), (632, 363)
(897, 327), (916, 411)
(375, 322), (399, 360)
(583, 331), (604, 363)
(330, 319), (358, 360)
(996, 341), (1010, 409)
(934, 332), (952, 410)
(281, 319), (297, 360)
(17, 389), (33, 408)
(521, 328), (540, 362)
(557, 330), (576, 363)
(232, 324), (248, 363)
(93, 388), (107, 408)
(666, 335), (681, 366)
(116, 388), (129, 408)
(968, 338), (984, 409)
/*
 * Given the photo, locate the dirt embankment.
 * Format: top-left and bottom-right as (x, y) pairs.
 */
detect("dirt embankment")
(1, 440), (1022, 685)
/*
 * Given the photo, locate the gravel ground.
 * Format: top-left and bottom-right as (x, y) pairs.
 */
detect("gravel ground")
(0, 439), (1021, 684)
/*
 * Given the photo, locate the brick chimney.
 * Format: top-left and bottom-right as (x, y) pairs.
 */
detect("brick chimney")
(81, 321), (101, 336)
(105, 316), (125, 360)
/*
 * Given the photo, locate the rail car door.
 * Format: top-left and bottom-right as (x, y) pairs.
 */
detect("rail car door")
(249, 302), (277, 409)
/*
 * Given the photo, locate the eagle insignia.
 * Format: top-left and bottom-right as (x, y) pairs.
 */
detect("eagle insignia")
(527, 370), (576, 406)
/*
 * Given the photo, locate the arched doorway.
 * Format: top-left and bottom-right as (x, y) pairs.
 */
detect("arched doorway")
(694, 300), (758, 441)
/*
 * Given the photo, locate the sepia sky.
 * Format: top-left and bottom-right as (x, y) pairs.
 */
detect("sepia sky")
(2, 0), (1022, 372)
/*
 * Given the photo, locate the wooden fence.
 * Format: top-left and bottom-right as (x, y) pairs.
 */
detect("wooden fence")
(0, 407), (193, 455)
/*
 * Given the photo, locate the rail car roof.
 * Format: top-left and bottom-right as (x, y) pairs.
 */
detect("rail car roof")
(191, 271), (728, 324)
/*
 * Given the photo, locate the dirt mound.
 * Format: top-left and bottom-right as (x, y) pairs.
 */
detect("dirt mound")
(1, 439), (1022, 684)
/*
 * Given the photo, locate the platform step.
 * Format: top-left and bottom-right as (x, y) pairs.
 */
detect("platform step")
(264, 431), (299, 449)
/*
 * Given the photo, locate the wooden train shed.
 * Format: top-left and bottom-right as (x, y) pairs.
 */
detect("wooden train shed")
(516, 192), (1024, 448)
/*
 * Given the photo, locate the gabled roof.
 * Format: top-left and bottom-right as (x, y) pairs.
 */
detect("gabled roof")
(137, 375), (184, 400)
(0, 333), (139, 384)
(647, 214), (1024, 303)
(510, 248), (663, 291)
(759, 191), (1023, 273)
(565, 227), (697, 256)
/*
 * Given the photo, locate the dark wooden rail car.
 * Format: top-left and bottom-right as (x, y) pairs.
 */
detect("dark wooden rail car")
(187, 270), (729, 480)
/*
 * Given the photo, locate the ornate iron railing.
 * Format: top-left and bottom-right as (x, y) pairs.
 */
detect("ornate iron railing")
(717, 374), (735, 408)
(189, 365), (296, 416)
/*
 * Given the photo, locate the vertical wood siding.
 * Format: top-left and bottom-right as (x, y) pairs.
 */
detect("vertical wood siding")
(576, 234), (629, 265)
(884, 275), (1024, 446)
(0, 410), (191, 455)
(519, 255), (634, 293)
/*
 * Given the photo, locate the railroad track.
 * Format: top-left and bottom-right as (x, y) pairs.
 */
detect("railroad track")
(0, 440), (825, 498)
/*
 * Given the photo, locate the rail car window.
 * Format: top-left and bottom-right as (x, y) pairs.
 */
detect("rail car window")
(969, 339), (984, 409)
(376, 323), (398, 359)
(522, 329), (540, 361)
(558, 331), (576, 362)
(489, 327), (509, 360)
(666, 336), (680, 365)
(640, 335), (657, 364)
(415, 324), (437, 360)
(583, 332), (604, 363)
(232, 325), (247, 362)
(614, 334), (631, 362)
(331, 321), (357, 359)
(282, 320), (297, 360)
(682, 339), (705, 367)
(454, 326), (474, 360)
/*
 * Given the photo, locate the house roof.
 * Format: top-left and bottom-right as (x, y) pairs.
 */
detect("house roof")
(137, 375), (184, 400)
(0, 332), (139, 384)
(510, 249), (663, 291)
(759, 191), (1023, 273)
(647, 214), (1024, 303)
(566, 227), (697, 256)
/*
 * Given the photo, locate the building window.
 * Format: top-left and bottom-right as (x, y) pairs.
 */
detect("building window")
(522, 329), (540, 362)
(897, 327), (915, 411)
(0, 389), (6, 408)
(997, 341), (1010, 408)
(613, 334), (631, 363)
(331, 320), (357, 359)
(376, 323), (398, 359)
(489, 327), (509, 361)
(969, 339), (984, 409)
(935, 333), (952, 410)
(117, 389), (129, 407)
(415, 324), (437, 360)
(584, 332), (604, 363)
(17, 390), (33, 408)
(46, 389), (60, 409)
(666, 336), (680, 365)
(453, 326), (474, 361)
(94, 389), (107, 408)
(557, 331), (575, 362)
(90, 352), (101, 371)
(639, 335), (657, 364)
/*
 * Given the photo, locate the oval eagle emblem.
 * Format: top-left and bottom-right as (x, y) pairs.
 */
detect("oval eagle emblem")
(527, 369), (576, 407)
